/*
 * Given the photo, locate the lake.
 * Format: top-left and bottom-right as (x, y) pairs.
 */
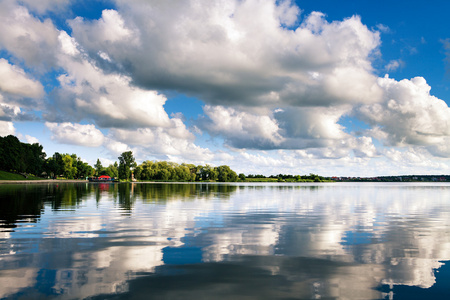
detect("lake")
(1, 182), (450, 299)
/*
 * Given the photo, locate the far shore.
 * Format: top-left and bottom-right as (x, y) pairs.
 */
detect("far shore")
(0, 179), (88, 184)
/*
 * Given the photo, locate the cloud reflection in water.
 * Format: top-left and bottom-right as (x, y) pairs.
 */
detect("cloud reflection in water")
(0, 182), (449, 299)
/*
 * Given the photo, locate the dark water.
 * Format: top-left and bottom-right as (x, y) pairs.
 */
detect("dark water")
(1, 182), (450, 299)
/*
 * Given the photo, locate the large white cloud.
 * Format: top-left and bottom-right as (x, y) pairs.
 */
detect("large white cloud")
(66, 0), (390, 157)
(45, 122), (105, 147)
(46, 30), (173, 130)
(356, 76), (450, 151)
(70, 0), (382, 108)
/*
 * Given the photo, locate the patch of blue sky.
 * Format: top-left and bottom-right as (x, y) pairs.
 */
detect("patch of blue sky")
(69, 0), (116, 21)
(164, 93), (205, 121)
(40, 69), (65, 94)
(339, 115), (371, 135)
(0, 49), (14, 63)
(37, 0), (117, 34)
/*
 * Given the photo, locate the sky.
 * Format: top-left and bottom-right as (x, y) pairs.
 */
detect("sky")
(1, 0), (450, 177)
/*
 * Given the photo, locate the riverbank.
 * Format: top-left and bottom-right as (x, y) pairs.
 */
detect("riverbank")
(0, 179), (88, 184)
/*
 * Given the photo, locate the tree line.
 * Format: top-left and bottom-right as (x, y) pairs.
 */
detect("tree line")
(1, 134), (328, 182)
(0, 135), (239, 182)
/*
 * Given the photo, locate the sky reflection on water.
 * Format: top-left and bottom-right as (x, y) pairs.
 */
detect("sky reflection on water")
(0, 182), (450, 299)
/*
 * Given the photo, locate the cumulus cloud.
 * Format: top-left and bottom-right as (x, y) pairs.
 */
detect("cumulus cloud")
(104, 138), (131, 157)
(0, 1), (60, 69)
(70, 9), (138, 46)
(45, 122), (105, 147)
(69, 1), (382, 108)
(63, 0), (393, 159)
(0, 121), (15, 136)
(356, 76), (450, 148)
(108, 118), (214, 162)
(0, 58), (43, 121)
(198, 105), (284, 149)
(46, 30), (172, 129)
(0, 58), (44, 100)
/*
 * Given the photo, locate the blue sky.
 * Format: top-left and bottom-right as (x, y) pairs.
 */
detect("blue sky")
(1, 0), (450, 176)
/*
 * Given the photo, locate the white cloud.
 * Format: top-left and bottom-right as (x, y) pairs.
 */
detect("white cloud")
(70, 1), (382, 108)
(62, 0), (391, 160)
(382, 147), (449, 172)
(376, 24), (390, 33)
(0, 1), (60, 69)
(45, 122), (105, 147)
(104, 138), (131, 157)
(0, 58), (44, 99)
(385, 59), (404, 72)
(356, 76), (450, 149)
(49, 30), (172, 129)
(199, 105), (283, 149)
(0, 121), (15, 136)
(109, 120), (214, 162)
(70, 9), (137, 45)
(24, 135), (39, 144)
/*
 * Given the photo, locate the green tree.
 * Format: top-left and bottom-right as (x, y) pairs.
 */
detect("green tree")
(94, 159), (105, 176)
(62, 154), (77, 179)
(118, 151), (137, 181)
(217, 165), (238, 182)
(238, 173), (246, 181)
(134, 165), (142, 180)
(105, 162), (119, 178)
(45, 152), (64, 178)
(74, 158), (94, 179)
(0, 135), (24, 172)
(156, 168), (170, 181)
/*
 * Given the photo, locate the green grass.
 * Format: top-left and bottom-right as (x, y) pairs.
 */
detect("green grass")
(0, 170), (43, 180)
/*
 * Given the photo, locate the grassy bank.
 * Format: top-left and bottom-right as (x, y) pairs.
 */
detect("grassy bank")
(0, 170), (43, 180)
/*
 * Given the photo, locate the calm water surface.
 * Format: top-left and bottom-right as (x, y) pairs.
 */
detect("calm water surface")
(1, 182), (450, 299)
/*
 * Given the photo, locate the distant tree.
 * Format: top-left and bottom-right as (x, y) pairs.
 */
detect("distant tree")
(156, 168), (170, 181)
(105, 162), (119, 178)
(74, 157), (94, 179)
(0, 135), (24, 172)
(62, 154), (77, 179)
(134, 165), (142, 180)
(118, 151), (137, 180)
(21, 142), (46, 175)
(217, 165), (238, 182)
(140, 161), (155, 180)
(238, 173), (246, 181)
(53, 153), (64, 177)
(94, 159), (104, 176)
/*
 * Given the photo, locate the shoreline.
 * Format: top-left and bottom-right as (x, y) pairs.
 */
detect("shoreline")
(0, 179), (89, 184)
